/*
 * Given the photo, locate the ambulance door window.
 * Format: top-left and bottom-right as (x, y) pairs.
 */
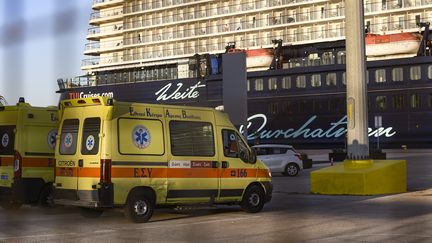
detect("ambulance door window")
(170, 121), (214, 156)
(81, 118), (100, 155)
(59, 119), (79, 155)
(0, 125), (15, 155)
(222, 130), (250, 163)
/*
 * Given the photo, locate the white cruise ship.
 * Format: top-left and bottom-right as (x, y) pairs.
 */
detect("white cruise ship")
(57, 0), (432, 149)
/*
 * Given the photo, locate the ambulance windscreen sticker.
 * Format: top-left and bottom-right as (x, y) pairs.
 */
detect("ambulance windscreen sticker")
(133, 125), (151, 149)
(2, 133), (9, 148)
(86, 135), (95, 151)
(47, 129), (57, 150)
(64, 133), (73, 148)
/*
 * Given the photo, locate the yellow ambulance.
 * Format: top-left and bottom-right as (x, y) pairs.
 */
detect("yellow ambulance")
(54, 97), (272, 223)
(0, 98), (58, 209)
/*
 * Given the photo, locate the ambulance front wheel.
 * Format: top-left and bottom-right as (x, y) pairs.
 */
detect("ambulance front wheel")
(124, 191), (155, 223)
(240, 185), (265, 213)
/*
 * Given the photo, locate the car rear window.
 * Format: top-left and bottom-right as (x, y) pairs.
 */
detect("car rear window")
(60, 119), (79, 155)
(0, 125), (15, 155)
(271, 148), (287, 154)
(81, 118), (100, 155)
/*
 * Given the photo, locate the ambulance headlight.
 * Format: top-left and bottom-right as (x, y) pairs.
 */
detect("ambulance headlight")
(267, 169), (272, 178)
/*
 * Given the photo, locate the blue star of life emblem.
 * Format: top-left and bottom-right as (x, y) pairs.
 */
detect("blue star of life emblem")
(64, 133), (73, 148)
(86, 135), (95, 151)
(133, 125), (151, 149)
(1, 133), (9, 148)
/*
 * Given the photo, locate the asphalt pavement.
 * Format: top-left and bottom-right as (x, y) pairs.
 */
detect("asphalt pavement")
(1, 149), (432, 242)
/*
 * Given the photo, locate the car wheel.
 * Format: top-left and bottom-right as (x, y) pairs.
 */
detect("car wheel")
(283, 163), (299, 177)
(240, 185), (265, 213)
(124, 191), (154, 223)
(80, 207), (104, 218)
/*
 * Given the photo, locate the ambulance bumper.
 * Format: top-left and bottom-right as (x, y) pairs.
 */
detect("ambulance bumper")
(54, 184), (113, 208)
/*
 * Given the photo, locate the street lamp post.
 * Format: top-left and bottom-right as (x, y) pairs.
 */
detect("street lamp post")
(345, 0), (369, 160)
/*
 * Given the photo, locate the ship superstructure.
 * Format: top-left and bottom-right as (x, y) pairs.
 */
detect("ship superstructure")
(77, 0), (432, 86)
(56, 0), (432, 149)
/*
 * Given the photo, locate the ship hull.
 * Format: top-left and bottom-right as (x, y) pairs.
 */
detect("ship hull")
(59, 55), (432, 149)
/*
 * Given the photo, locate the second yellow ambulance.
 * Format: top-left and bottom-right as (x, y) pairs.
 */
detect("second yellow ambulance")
(0, 98), (58, 209)
(54, 97), (272, 222)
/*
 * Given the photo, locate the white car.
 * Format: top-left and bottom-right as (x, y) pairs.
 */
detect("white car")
(252, 144), (303, 176)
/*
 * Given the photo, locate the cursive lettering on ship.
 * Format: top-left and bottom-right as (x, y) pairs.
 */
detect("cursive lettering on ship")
(155, 81), (206, 101)
(239, 114), (396, 140)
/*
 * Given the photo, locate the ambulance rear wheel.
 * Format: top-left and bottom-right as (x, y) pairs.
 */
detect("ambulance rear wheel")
(80, 207), (104, 218)
(240, 185), (265, 213)
(125, 192), (154, 223)
(39, 184), (54, 208)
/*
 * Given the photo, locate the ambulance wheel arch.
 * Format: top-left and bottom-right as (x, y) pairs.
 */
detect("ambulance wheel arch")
(240, 183), (266, 213)
(124, 187), (156, 223)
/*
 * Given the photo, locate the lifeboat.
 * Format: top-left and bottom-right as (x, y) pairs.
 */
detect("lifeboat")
(366, 32), (422, 57)
(227, 48), (274, 68)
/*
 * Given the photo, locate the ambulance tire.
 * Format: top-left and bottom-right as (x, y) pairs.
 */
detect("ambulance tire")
(0, 201), (22, 210)
(240, 185), (265, 213)
(39, 184), (54, 208)
(124, 191), (154, 223)
(80, 207), (104, 218)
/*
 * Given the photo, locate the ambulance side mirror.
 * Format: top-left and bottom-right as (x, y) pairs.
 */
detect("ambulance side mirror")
(249, 148), (257, 164)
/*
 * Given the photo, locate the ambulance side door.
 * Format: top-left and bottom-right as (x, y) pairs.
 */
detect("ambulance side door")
(165, 110), (219, 204)
(217, 128), (256, 202)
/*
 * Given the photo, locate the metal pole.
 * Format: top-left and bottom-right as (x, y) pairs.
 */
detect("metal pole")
(345, 0), (369, 160)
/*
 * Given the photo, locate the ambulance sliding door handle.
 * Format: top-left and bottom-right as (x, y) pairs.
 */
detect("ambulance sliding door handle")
(222, 161), (229, 168)
(78, 159), (83, 167)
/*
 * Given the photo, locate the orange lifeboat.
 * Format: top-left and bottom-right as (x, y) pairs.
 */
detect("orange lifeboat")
(365, 32), (422, 57)
(227, 48), (274, 68)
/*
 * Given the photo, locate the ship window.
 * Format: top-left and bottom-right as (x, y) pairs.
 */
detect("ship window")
(410, 66), (421, 80)
(255, 79), (263, 91)
(321, 52), (334, 65)
(268, 102), (278, 115)
(428, 66), (432, 79)
(326, 73), (337, 86)
(392, 68), (404, 82)
(393, 94), (405, 110)
(247, 80), (250, 92)
(282, 77), (291, 89)
(429, 94), (432, 107)
(410, 94), (421, 109)
(296, 76), (306, 88)
(375, 96), (387, 110)
(282, 101), (293, 114)
(268, 78), (278, 90)
(342, 72), (346, 85)
(337, 51), (346, 64)
(375, 69), (386, 83)
(311, 74), (321, 87)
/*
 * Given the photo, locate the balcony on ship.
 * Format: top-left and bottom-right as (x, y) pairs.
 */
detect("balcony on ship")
(87, 24), (123, 40)
(90, 6), (124, 24)
(92, 0), (124, 10)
